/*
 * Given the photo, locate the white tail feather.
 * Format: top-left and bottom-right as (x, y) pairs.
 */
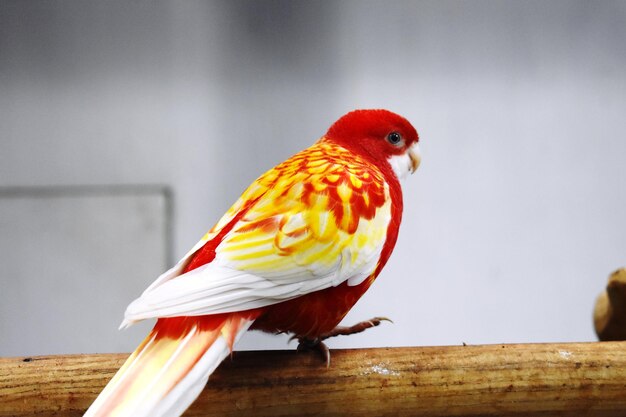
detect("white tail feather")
(153, 336), (230, 417)
(84, 317), (254, 417)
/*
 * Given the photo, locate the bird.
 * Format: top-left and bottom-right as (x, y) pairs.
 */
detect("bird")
(84, 109), (421, 417)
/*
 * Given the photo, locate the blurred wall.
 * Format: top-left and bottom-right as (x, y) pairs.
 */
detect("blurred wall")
(1, 0), (625, 355)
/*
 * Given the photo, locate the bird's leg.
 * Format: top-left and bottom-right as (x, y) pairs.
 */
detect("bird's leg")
(292, 317), (392, 367)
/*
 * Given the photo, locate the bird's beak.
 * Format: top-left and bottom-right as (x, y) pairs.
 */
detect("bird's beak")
(408, 142), (421, 174)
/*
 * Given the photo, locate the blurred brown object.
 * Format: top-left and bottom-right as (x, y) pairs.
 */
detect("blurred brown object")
(594, 268), (626, 341)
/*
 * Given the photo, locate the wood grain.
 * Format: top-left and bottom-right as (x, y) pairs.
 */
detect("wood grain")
(2, 342), (626, 416)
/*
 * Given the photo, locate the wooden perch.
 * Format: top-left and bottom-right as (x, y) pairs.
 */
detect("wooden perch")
(594, 268), (626, 341)
(2, 342), (626, 416)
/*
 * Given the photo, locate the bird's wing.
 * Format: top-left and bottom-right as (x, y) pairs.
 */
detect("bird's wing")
(123, 141), (393, 324)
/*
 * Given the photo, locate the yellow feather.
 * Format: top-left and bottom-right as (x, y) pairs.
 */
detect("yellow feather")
(336, 181), (352, 202)
(212, 141), (391, 281)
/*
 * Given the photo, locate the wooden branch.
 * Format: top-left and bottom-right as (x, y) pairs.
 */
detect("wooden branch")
(2, 342), (626, 416)
(594, 268), (626, 341)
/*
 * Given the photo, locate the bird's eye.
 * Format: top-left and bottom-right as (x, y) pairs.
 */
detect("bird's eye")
(387, 132), (403, 146)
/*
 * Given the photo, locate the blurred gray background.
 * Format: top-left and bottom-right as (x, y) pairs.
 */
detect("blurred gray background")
(1, 0), (625, 356)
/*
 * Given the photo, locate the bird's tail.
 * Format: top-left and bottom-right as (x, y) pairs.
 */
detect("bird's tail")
(84, 311), (260, 417)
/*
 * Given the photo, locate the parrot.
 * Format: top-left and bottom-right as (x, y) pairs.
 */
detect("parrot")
(84, 109), (421, 417)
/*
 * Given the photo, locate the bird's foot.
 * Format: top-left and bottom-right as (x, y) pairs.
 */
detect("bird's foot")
(291, 317), (392, 367)
(319, 316), (392, 341)
(294, 337), (331, 368)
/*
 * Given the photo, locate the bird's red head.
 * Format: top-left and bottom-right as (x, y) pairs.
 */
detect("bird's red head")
(324, 109), (421, 180)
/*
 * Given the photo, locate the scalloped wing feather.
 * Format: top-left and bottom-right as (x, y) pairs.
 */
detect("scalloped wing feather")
(123, 141), (392, 323)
